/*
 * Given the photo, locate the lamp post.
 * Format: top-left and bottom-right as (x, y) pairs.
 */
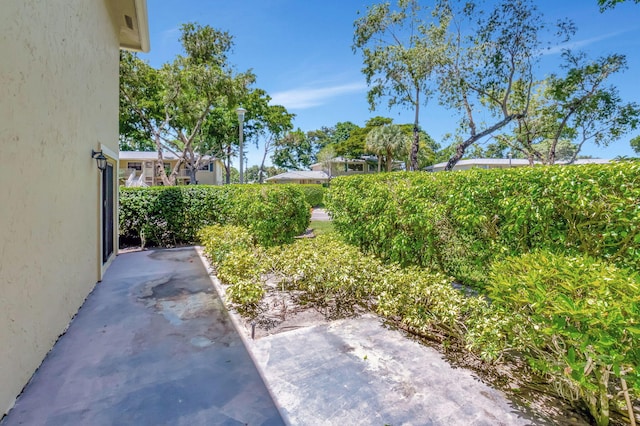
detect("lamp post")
(236, 107), (246, 184)
(508, 152), (513, 168)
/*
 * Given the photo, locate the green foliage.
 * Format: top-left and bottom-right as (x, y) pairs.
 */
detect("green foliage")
(226, 278), (265, 309)
(353, 1), (449, 170)
(197, 224), (253, 265)
(272, 128), (314, 170)
(119, 186), (220, 247)
(598, 0), (640, 11)
(120, 184), (310, 247)
(375, 266), (489, 342)
(631, 135), (640, 154)
(325, 163), (640, 289)
(365, 124), (409, 172)
(486, 251), (640, 426)
(216, 185), (310, 246)
(265, 234), (385, 318)
(198, 224), (265, 313)
(297, 184), (326, 207)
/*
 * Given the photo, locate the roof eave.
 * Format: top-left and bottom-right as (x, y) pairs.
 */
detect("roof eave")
(111, 0), (150, 53)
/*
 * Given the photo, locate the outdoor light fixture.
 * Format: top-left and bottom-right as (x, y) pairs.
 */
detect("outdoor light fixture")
(92, 149), (108, 171)
(236, 107), (247, 184)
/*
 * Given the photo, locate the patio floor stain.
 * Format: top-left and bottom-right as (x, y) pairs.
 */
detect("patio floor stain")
(1, 247), (283, 426)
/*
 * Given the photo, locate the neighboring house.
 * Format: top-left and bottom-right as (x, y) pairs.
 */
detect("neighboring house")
(426, 158), (533, 172)
(310, 156), (381, 177)
(426, 158), (610, 172)
(119, 151), (224, 186)
(0, 0), (149, 416)
(266, 171), (329, 184)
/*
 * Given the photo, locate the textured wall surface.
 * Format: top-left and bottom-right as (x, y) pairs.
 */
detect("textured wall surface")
(0, 0), (119, 414)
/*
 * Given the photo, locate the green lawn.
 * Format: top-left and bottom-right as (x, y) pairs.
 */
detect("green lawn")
(310, 220), (334, 235)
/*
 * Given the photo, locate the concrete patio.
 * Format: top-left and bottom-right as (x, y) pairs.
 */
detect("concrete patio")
(2, 247), (551, 426)
(1, 248), (283, 426)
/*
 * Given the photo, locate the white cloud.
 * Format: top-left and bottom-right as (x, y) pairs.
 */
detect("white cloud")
(270, 82), (367, 109)
(542, 31), (625, 56)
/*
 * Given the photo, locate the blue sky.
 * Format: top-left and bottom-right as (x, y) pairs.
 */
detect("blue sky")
(140, 1), (640, 167)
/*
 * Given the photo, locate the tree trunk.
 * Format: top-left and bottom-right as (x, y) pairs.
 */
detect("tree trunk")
(445, 114), (521, 171)
(225, 144), (231, 184)
(259, 148), (269, 184)
(187, 166), (197, 184)
(154, 132), (175, 186)
(410, 88), (420, 171)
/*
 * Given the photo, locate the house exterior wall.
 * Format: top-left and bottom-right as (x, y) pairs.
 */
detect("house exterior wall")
(118, 157), (225, 186)
(311, 160), (377, 176)
(195, 160), (224, 185)
(0, 0), (120, 414)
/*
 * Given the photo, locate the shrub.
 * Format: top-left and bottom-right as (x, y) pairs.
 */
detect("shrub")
(198, 224), (266, 315)
(297, 184), (326, 207)
(197, 224), (253, 265)
(325, 163), (640, 289)
(120, 184), (310, 247)
(265, 234), (385, 318)
(217, 184), (310, 247)
(486, 251), (640, 426)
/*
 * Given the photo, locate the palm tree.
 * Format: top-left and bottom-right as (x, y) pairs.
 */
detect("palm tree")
(365, 125), (408, 172)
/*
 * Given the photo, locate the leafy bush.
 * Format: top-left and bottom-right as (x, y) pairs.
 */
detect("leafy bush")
(120, 184), (310, 247)
(375, 266), (489, 344)
(216, 184), (310, 246)
(325, 163), (640, 289)
(265, 234), (386, 318)
(226, 279), (265, 309)
(486, 251), (640, 426)
(197, 224), (254, 265)
(297, 184), (326, 207)
(198, 224), (266, 314)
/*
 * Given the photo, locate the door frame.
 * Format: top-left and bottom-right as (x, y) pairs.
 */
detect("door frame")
(98, 144), (118, 279)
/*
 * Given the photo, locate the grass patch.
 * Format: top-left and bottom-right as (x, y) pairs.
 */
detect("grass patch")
(310, 220), (334, 235)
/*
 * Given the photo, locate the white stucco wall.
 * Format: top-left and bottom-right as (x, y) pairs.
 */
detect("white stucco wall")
(0, 0), (120, 414)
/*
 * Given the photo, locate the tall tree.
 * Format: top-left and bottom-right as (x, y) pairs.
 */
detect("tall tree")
(494, 52), (639, 164)
(120, 23), (251, 185)
(255, 103), (295, 183)
(354, 0), (450, 171)
(365, 124), (408, 171)
(397, 123), (439, 168)
(272, 129), (314, 170)
(316, 145), (337, 182)
(438, 0), (567, 171)
(337, 118), (391, 159)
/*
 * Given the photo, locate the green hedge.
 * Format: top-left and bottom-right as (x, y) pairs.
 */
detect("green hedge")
(487, 251), (640, 426)
(325, 163), (640, 289)
(120, 184), (310, 247)
(297, 184), (326, 207)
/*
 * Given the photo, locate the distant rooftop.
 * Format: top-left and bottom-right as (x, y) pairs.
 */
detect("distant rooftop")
(266, 171), (329, 181)
(427, 158), (610, 172)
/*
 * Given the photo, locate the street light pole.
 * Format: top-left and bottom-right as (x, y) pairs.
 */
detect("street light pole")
(236, 107), (247, 184)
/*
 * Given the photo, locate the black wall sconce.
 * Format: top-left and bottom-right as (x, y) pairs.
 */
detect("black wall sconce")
(92, 149), (108, 171)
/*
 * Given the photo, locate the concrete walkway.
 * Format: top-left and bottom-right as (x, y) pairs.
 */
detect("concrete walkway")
(248, 315), (545, 425)
(310, 208), (330, 221)
(2, 247), (546, 426)
(1, 248), (283, 426)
